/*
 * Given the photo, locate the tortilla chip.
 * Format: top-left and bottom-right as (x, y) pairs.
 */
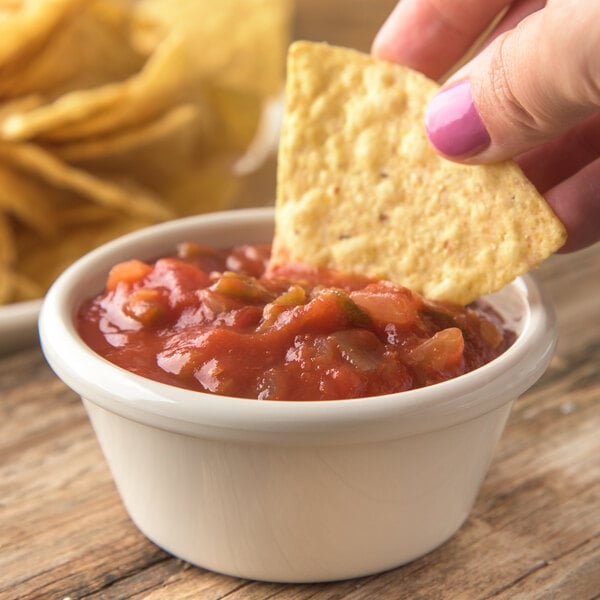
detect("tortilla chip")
(0, 162), (58, 234)
(0, 211), (15, 302)
(132, 0), (291, 153)
(50, 103), (201, 162)
(133, 0), (292, 98)
(204, 86), (263, 153)
(15, 216), (152, 294)
(271, 42), (567, 305)
(6, 270), (43, 302)
(0, 211), (15, 265)
(0, 0), (84, 69)
(1, 32), (186, 142)
(0, 142), (172, 221)
(0, 95), (44, 124)
(0, 0), (145, 100)
(0, 269), (12, 304)
(157, 155), (241, 217)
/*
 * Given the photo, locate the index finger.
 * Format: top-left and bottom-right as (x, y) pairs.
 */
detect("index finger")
(372, 0), (514, 80)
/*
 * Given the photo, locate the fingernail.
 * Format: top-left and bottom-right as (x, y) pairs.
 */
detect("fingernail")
(425, 81), (490, 157)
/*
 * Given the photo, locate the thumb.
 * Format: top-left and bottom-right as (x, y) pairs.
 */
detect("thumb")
(425, 3), (600, 162)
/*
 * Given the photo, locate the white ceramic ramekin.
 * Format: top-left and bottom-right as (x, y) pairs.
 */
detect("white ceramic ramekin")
(39, 208), (558, 583)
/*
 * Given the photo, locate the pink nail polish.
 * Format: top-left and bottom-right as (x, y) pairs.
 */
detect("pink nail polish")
(425, 81), (490, 157)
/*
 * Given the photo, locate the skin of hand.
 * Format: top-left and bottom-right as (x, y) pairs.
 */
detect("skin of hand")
(372, 0), (600, 252)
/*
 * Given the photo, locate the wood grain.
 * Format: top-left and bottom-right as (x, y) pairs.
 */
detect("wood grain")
(2, 1), (600, 599)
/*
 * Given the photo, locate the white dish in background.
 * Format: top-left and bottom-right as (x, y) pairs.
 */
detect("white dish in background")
(0, 299), (43, 356)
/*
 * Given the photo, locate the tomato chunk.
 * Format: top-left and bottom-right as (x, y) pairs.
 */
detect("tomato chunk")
(351, 282), (419, 327)
(409, 327), (465, 372)
(106, 260), (152, 291)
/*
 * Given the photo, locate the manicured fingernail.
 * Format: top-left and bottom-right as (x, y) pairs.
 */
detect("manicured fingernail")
(425, 81), (490, 157)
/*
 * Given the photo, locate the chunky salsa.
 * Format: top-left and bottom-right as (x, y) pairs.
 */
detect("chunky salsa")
(77, 243), (515, 401)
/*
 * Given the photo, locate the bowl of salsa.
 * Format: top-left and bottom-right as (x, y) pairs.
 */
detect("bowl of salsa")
(39, 207), (558, 582)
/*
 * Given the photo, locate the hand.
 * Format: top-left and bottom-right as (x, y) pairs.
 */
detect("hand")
(372, 0), (600, 252)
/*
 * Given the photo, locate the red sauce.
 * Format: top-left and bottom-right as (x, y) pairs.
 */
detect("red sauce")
(77, 243), (515, 400)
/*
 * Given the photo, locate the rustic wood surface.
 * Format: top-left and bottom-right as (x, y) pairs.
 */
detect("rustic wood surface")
(2, 2), (599, 599)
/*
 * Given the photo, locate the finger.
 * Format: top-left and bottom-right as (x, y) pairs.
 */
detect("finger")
(372, 0), (513, 80)
(425, 2), (600, 161)
(481, 0), (545, 46)
(516, 112), (600, 194)
(544, 158), (600, 253)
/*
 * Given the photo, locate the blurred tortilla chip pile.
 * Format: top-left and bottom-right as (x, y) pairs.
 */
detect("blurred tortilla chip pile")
(0, 0), (291, 304)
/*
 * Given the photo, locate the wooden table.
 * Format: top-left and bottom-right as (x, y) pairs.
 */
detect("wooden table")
(2, 2), (600, 599)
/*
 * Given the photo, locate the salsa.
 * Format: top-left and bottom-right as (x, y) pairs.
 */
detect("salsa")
(77, 243), (515, 401)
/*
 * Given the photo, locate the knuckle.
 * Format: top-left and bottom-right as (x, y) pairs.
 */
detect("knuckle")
(484, 33), (542, 138)
(577, 51), (600, 106)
